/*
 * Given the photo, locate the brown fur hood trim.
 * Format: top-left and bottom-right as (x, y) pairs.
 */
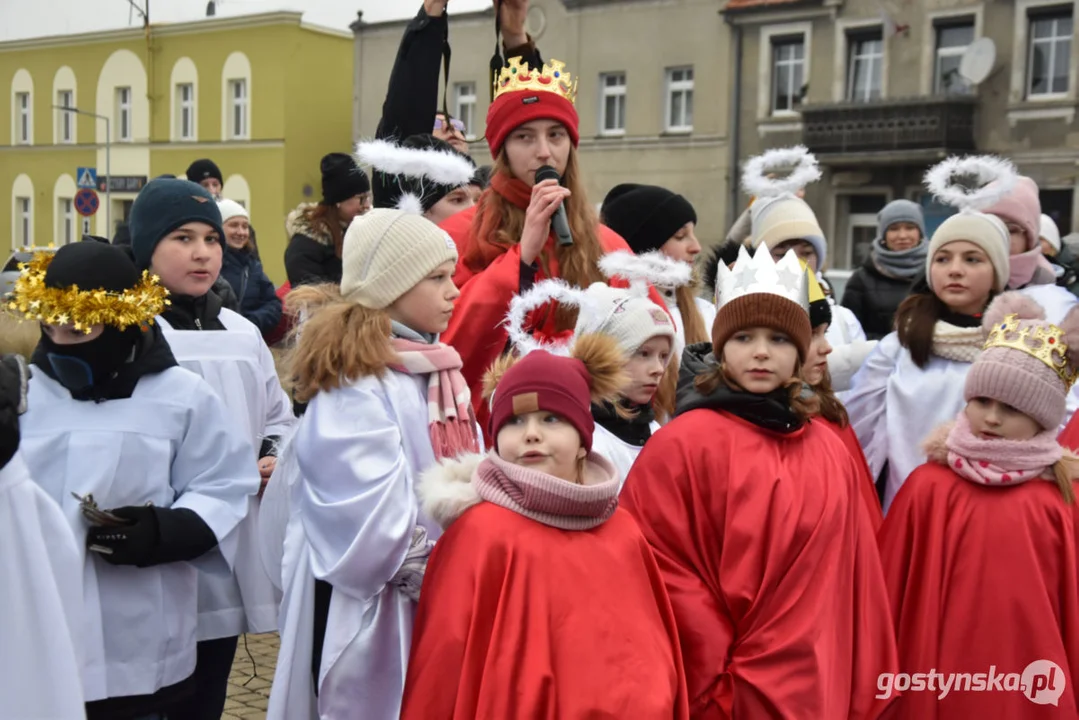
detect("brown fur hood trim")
(922, 421), (954, 464)
(285, 202), (334, 247)
(419, 452), (485, 528)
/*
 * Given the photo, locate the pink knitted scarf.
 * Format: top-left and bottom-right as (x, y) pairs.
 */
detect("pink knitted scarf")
(946, 412), (1062, 486)
(473, 452), (620, 530)
(389, 338), (480, 461)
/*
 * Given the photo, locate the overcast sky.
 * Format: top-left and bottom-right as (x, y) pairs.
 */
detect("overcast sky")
(0, 0), (492, 42)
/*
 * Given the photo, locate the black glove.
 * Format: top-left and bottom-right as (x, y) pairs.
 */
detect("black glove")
(0, 354), (30, 471)
(87, 506), (219, 567)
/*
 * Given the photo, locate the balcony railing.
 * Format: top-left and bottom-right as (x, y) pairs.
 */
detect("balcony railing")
(801, 96), (976, 156)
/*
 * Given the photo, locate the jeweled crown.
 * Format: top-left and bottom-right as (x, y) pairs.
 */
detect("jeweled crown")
(984, 313), (1078, 389)
(715, 245), (809, 312)
(494, 57), (578, 105)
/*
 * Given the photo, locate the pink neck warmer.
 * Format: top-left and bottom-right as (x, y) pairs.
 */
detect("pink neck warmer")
(473, 452), (620, 530)
(945, 412), (1062, 486)
(1009, 247), (1057, 289)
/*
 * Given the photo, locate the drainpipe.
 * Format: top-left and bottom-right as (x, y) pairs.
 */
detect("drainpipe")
(724, 13), (743, 231)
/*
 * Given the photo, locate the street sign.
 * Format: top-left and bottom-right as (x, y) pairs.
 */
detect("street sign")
(76, 167), (98, 189)
(96, 175), (148, 193)
(75, 188), (100, 217)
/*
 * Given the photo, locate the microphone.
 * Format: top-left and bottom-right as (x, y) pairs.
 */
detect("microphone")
(535, 165), (574, 246)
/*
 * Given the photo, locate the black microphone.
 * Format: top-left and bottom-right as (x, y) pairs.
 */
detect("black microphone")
(535, 165), (573, 246)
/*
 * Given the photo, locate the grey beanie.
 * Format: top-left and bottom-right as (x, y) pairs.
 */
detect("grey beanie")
(877, 199), (926, 244)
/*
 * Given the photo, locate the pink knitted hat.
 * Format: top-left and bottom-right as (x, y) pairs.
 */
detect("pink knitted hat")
(982, 176), (1041, 252)
(965, 293), (1079, 430)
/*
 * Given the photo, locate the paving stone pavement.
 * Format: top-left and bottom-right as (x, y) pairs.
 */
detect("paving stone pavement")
(222, 632), (279, 720)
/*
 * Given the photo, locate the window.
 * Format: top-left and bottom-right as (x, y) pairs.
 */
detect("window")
(771, 37), (806, 114)
(116, 86), (131, 141)
(599, 72), (627, 135)
(16, 197), (31, 247)
(57, 90), (73, 143)
(58, 198), (73, 245)
(177, 83), (194, 140)
(453, 82), (476, 140)
(15, 92), (30, 144)
(228, 78), (248, 139)
(846, 29), (884, 102)
(665, 67), (694, 132)
(934, 21), (975, 95)
(1027, 7), (1073, 97)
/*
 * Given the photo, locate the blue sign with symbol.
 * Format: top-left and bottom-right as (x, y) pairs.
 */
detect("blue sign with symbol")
(76, 167), (98, 189)
(75, 188), (100, 217)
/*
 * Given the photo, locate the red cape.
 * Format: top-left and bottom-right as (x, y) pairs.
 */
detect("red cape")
(401, 503), (689, 719)
(620, 410), (897, 719)
(820, 417), (884, 532)
(1059, 413), (1079, 450)
(440, 205), (666, 445)
(878, 462), (1079, 718)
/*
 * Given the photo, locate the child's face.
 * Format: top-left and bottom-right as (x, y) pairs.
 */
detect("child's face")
(387, 260), (460, 335)
(721, 326), (798, 394)
(623, 336), (672, 406)
(770, 239), (818, 272)
(660, 223), (701, 264)
(965, 397), (1042, 441)
(496, 410), (587, 482)
(803, 324), (832, 386)
(929, 240), (995, 316)
(150, 221), (223, 298)
(41, 322), (104, 344)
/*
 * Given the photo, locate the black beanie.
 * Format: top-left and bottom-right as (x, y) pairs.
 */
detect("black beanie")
(128, 178), (225, 270)
(372, 135), (466, 212)
(45, 241), (140, 294)
(601, 184), (697, 254)
(185, 158), (223, 185)
(321, 153), (370, 204)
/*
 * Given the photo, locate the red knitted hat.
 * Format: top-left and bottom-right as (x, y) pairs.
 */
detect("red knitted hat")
(488, 350), (595, 450)
(485, 58), (580, 158)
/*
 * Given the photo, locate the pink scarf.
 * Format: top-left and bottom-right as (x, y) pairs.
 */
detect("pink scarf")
(389, 338), (480, 460)
(1009, 247), (1057, 289)
(945, 412), (1062, 486)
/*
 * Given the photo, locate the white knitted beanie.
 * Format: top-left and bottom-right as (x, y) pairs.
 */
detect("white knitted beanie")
(1040, 213), (1062, 254)
(925, 211), (1010, 292)
(750, 195), (828, 269)
(340, 208), (459, 309)
(216, 199), (248, 224)
(574, 282), (676, 357)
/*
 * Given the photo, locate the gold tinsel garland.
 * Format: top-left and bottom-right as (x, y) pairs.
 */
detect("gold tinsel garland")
(5, 251), (170, 333)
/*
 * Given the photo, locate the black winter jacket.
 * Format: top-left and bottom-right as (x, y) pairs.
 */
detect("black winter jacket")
(284, 204), (342, 287)
(220, 247), (282, 337)
(840, 255), (917, 341)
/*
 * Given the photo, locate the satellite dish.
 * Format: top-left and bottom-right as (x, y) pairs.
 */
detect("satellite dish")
(959, 37), (997, 85)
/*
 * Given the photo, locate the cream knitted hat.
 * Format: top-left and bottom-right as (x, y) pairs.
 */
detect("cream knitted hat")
(750, 195), (828, 269)
(340, 208), (459, 308)
(574, 282), (676, 357)
(925, 211), (1011, 292)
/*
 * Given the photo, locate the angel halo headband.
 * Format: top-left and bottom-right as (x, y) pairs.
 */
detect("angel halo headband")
(923, 155), (1018, 211)
(354, 138), (476, 216)
(742, 145), (822, 199)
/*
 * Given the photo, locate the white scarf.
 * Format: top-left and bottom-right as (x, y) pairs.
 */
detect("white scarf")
(931, 321), (984, 363)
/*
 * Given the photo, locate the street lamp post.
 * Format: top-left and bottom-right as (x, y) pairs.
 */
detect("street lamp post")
(53, 105), (111, 235)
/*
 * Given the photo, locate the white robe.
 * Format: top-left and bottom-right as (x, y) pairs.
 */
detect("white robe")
(18, 366), (258, 702)
(844, 332), (973, 513)
(591, 421), (660, 492)
(0, 451), (86, 720)
(159, 308), (294, 638)
(269, 369), (442, 720)
(825, 299), (877, 393)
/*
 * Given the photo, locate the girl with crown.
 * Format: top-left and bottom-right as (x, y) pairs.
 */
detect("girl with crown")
(845, 156), (1016, 511)
(621, 244), (896, 719)
(268, 208), (480, 720)
(400, 331), (688, 719)
(439, 57), (666, 440)
(8, 241), (257, 720)
(878, 293), (1079, 718)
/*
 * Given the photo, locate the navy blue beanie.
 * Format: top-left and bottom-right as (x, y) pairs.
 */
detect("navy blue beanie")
(129, 178), (225, 269)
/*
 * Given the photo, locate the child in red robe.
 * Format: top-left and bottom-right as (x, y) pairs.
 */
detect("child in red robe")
(621, 245), (898, 719)
(400, 333), (689, 719)
(879, 292), (1079, 718)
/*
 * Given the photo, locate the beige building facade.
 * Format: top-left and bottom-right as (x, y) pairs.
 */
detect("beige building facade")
(352, 0), (734, 245)
(726, 0), (1079, 270)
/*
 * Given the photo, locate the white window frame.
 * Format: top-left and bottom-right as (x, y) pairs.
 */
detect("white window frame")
(227, 78), (248, 140)
(845, 28), (885, 102)
(1011, 0), (1078, 103)
(934, 19), (977, 95)
(177, 82), (195, 141)
(664, 66), (694, 133)
(920, 8), (984, 95)
(453, 81), (477, 140)
(15, 92), (30, 145)
(16, 197), (31, 248)
(1026, 6), (1073, 99)
(598, 72), (627, 136)
(759, 22), (813, 121)
(771, 36), (807, 116)
(57, 89), (74, 144)
(116, 86), (132, 142)
(832, 19), (889, 101)
(58, 197), (73, 245)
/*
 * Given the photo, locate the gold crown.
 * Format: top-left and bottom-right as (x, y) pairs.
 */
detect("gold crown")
(984, 313), (1078, 389)
(494, 57), (577, 104)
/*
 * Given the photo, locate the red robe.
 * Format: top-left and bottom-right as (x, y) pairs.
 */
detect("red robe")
(820, 416), (884, 532)
(878, 462), (1079, 718)
(1059, 413), (1079, 450)
(620, 410), (898, 719)
(401, 503), (690, 719)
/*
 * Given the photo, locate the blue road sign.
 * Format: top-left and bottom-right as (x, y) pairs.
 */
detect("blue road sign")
(75, 188), (100, 217)
(77, 167), (98, 189)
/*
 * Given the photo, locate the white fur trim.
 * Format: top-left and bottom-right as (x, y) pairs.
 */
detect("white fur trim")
(355, 137), (475, 187)
(395, 192), (425, 216)
(505, 279), (591, 357)
(923, 155), (1018, 211)
(741, 145), (822, 198)
(419, 453), (485, 528)
(598, 250), (692, 291)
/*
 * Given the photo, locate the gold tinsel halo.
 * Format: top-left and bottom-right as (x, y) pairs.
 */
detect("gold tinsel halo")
(5, 251), (170, 333)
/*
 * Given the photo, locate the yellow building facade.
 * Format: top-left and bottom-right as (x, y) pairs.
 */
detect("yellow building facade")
(0, 12), (353, 282)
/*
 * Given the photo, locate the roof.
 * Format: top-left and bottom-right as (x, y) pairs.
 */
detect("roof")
(723, 0), (813, 12)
